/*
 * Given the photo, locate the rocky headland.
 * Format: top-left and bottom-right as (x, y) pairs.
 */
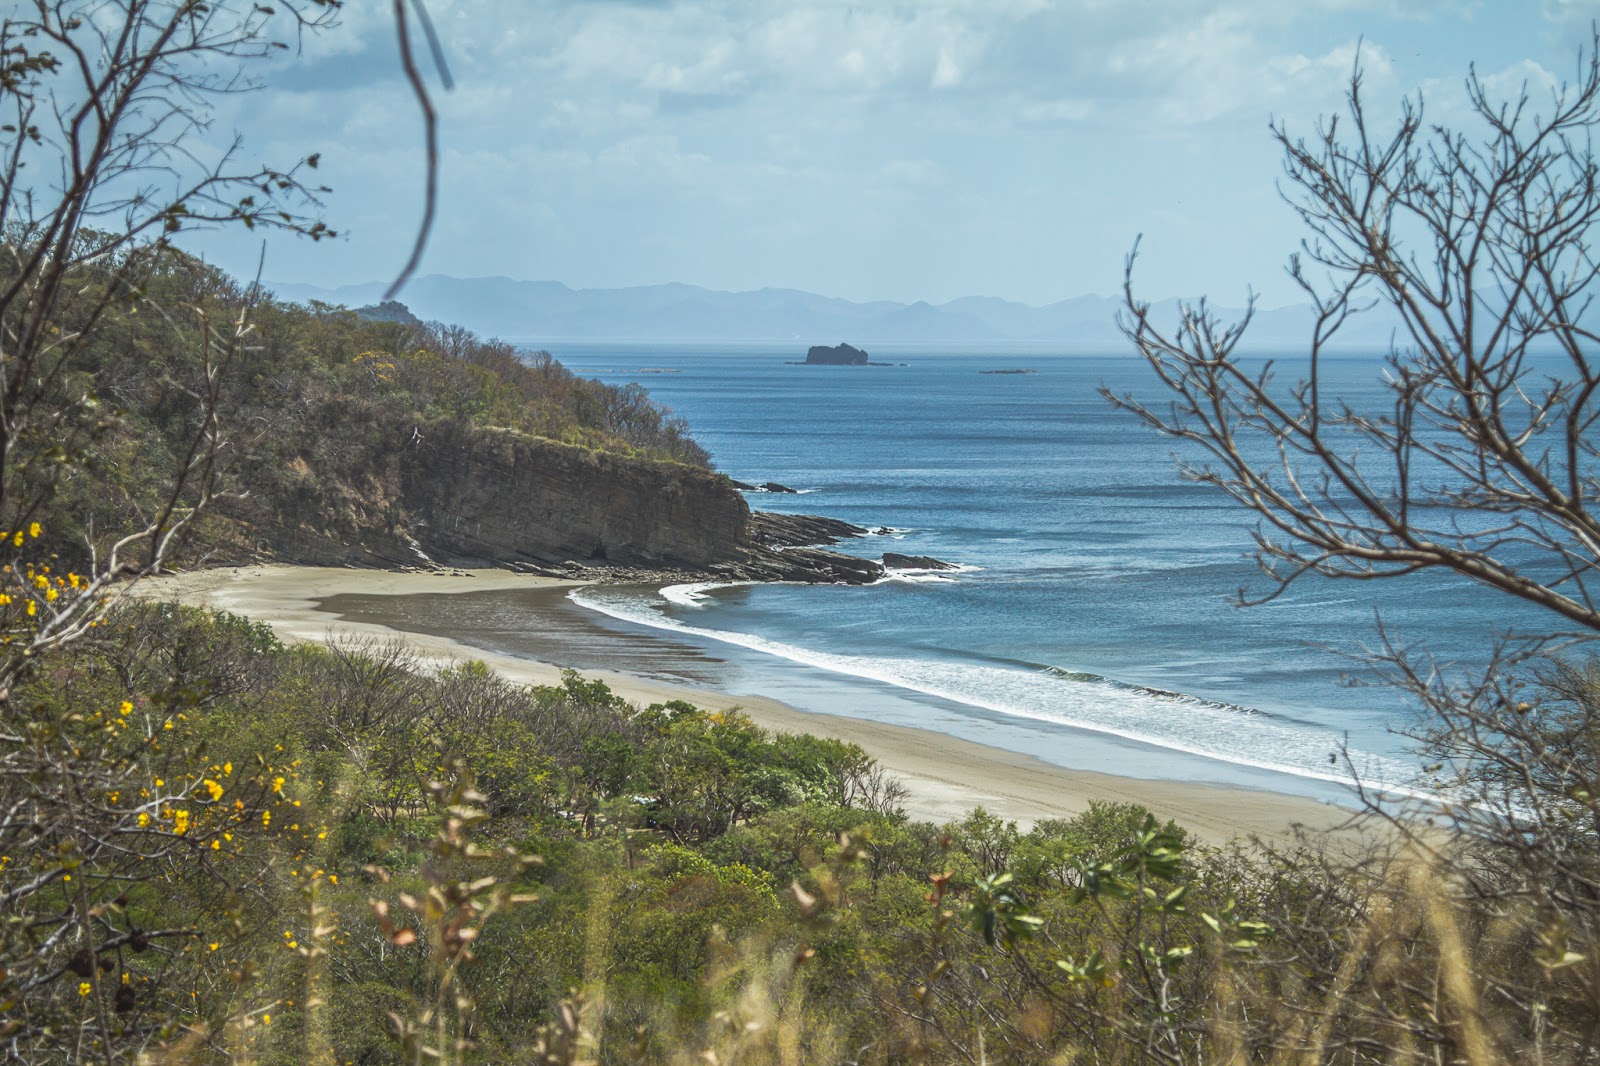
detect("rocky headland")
(220, 417), (937, 586)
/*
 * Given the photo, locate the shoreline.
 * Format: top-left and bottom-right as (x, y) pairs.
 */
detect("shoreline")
(135, 564), (1370, 848)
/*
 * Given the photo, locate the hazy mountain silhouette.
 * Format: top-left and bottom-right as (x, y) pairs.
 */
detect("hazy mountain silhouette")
(271, 275), (1404, 350)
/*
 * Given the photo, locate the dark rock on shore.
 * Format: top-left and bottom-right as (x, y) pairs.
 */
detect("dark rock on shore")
(805, 342), (869, 365)
(723, 546), (882, 585)
(715, 510), (884, 584)
(883, 552), (960, 571)
(748, 512), (868, 547)
(728, 480), (799, 493)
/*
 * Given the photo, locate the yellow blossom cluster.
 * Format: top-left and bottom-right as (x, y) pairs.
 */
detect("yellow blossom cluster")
(0, 524), (91, 627)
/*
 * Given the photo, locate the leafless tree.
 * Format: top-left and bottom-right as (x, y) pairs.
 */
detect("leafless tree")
(0, 3), (349, 1056)
(1105, 35), (1600, 1061)
(1110, 54), (1600, 634)
(0, 1), (345, 681)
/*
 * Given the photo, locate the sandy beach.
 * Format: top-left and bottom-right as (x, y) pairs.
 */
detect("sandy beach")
(135, 565), (1368, 848)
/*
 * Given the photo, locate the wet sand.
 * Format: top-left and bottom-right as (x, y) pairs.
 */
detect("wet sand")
(135, 565), (1373, 848)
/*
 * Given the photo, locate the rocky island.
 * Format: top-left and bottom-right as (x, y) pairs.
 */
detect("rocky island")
(804, 342), (870, 365)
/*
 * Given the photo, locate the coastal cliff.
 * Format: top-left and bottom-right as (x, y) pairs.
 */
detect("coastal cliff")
(405, 420), (747, 569)
(222, 416), (884, 582)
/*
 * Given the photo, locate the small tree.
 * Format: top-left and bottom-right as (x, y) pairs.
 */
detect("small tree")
(0, 2), (343, 1057)
(1107, 36), (1600, 1061)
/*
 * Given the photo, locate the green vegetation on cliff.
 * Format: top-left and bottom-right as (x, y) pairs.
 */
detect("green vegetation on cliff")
(22, 249), (712, 568)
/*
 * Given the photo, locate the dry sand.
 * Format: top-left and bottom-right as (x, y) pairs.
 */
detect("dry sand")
(135, 565), (1368, 848)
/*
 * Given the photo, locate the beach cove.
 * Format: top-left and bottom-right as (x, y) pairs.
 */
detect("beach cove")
(138, 564), (1363, 847)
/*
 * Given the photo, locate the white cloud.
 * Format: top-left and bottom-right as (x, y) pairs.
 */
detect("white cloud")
(176, 0), (1561, 305)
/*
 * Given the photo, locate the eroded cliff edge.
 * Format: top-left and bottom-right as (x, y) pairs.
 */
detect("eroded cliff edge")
(220, 418), (884, 583)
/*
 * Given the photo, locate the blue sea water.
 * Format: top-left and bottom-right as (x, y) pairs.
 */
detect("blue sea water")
(314, 342), (1577, 804)
(521, 342), (1572, 802)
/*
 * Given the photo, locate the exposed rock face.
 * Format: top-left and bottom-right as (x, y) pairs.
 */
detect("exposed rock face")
(237, 417), (887, 584)
(805, 342), (868, 365)
(404, 421), (749, 569)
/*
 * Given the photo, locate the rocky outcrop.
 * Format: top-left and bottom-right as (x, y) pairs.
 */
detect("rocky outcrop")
(748, 512), (867, 547)
(731, 480), (801, 493)
(804, 342), (868, 365)
(882, 552), (959, 571)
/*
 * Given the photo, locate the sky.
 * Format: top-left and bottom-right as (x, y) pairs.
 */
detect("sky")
(179, 0), (1600, 308)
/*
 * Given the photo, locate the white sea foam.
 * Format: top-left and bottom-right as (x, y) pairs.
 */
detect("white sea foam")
(658, 581), (753, 608)
(877, 573), (957, 585)
(567, 587), (1429, 797)
(882, 562), (984, 576)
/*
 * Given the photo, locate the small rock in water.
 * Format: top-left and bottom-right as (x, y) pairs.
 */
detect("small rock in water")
(761, 481), (799, 494)
(882, 552), (960, 571)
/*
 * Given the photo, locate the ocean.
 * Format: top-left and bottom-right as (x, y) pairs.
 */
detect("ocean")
(325, 344), (1565, 804)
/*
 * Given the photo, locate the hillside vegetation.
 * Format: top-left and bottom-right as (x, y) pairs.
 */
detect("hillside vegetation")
(24, 249), (711, 569)
(2, 594), (1597, 1063)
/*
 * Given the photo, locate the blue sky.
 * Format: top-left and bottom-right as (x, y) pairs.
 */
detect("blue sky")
(185, 1), (1592, 307)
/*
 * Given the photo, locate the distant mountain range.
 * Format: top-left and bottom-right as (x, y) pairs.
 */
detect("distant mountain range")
(268, 275), (1405, 350)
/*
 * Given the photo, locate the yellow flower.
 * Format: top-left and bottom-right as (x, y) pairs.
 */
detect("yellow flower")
(28, 522), (40, 538)
(202, 779), (223, 801)
(137, 812), (149, 828)
(271, 776), (285, 794)
(222, 761), (232, 775)
(172, 810), (190, 835)
(12, 531), (22, 547)
(25, 600), (34, 617)
(210, 839), (220, 850)
(119, 701), (132, 716)
(328, 874), (338, 885)
(78, 982), (91, 997)
(261, 811), (271, 827)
